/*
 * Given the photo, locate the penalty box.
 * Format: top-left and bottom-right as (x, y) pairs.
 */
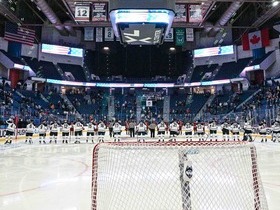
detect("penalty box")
(109, 0), (175, 46)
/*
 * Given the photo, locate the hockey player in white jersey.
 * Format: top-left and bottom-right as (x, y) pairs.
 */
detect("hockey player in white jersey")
(243, 120), (253, 142)
(26, 120), (36, 144)
(4, 118), (16, 144)
(50, 121), (59, 144)
(87, 120), (96, 143)
(157, 120), (167, 142)
(271, 121), (280, 142)
(209, 120), (218, 141)
(113, 120), (122, 142)
(231, 122), (240, 141)
(196, 122), (205, 141)
(61, 120), (70, 144)
(97, 121), (106, 143)
(169, 120), (179, 142)
(136, 121), (147, 142)
(74, 119), (84, 144)
(184, 122), (193, 141)
(38, 121), (47, 144)
(259, 120), (268, 143)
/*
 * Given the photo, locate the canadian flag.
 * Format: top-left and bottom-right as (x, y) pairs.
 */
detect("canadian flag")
(242, 28), (270, 51)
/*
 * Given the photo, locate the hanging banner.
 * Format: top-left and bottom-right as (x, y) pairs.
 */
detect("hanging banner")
(175, 28), (185, 46)
(104, 27), (114, 41)
(164, 28), (174, 42)
(96, 28), (103, 42)
(84, 27), (94, 41)
(74, 3), (90, 22)
(174, 3), (187, 22)
(188, 4), (203, 23)
(186, 28), (194, 42)
(92, 2), (108, 22)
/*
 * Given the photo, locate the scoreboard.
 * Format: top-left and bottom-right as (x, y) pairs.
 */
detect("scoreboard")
(109, 0), (175, 46)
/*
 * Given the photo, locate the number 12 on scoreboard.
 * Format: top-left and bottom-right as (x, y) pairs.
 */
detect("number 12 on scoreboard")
(75, 5), (90, 22)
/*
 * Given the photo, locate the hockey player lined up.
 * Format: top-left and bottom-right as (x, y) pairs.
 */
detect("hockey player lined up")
(243, 120), (253, 142)
(136, 121), (147, 142)
(157, 120), (167, 142)
(87, 120), (95, 143)
(196, 122), (205, 141)
(4, 118), (16, 144)
(38, 121), (47, 144)
(113, 121), (122, 142)
(209, 120), (218, 141)
(26, 120), (35, 144)
(259, 120), (268, 143)
(231, 122), (240, 141)
(184, 122), (193, 141)
(271, 121), (280, 142)
(221, 120), (230, 141)
(50, 121), (59, 144)
(169, 120), (179, 142)
(97, 121), (106, 142)
(61, 120), (70, 144)
(74, 120), (84, 144)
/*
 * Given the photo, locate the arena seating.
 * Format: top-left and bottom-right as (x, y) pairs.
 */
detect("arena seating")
(23, 57), (63, 80)
(170, 93), (210, 121)
(57, 63), (86, 81)
(249, 51), (274, 66)
(191, 64), (219, 82)
(0, 50), (25, 65)
(214, 57), (252, 80)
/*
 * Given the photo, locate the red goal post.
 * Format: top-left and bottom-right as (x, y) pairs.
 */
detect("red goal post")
(92, 141), (268, 210)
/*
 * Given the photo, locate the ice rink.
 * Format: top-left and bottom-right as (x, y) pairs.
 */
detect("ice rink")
(0, 136), (280, 210)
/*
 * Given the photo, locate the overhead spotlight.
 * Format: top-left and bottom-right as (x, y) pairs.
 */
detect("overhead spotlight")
(169, 47), (176, 51)
(103, 47), (110, 51)
(272, 0), (279, 7)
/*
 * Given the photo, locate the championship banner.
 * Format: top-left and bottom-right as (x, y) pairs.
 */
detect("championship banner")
(186, 28), (194, 42)
(84, 27), (94, 41)
(175, 28), (185, 46)
(96, 27), (103, 42)
(164, 28), (174, 42)
(104, 27), (114, 41)
(188, 4), (203, 23)
(74, 3), (90, 22)
(92, 2), (108, 22)
(174, 3), (187, 22)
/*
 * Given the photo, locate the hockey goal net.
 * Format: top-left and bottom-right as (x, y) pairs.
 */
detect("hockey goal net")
(92, 141), (268, 210)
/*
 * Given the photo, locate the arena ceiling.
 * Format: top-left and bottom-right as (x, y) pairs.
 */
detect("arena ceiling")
(0, 0), (279, 43)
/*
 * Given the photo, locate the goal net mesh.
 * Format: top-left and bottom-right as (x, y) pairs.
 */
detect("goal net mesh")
(92, 142), (268, 210)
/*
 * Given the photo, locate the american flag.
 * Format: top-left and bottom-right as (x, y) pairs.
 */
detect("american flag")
(4, 22), (35, 46)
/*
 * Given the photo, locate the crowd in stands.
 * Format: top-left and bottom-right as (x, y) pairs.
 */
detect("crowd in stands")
(241, 81), (280, 113)
(1, 77), (280, 129)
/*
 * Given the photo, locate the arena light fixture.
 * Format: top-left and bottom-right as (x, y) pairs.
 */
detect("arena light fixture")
(272, 1), (279, 7)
